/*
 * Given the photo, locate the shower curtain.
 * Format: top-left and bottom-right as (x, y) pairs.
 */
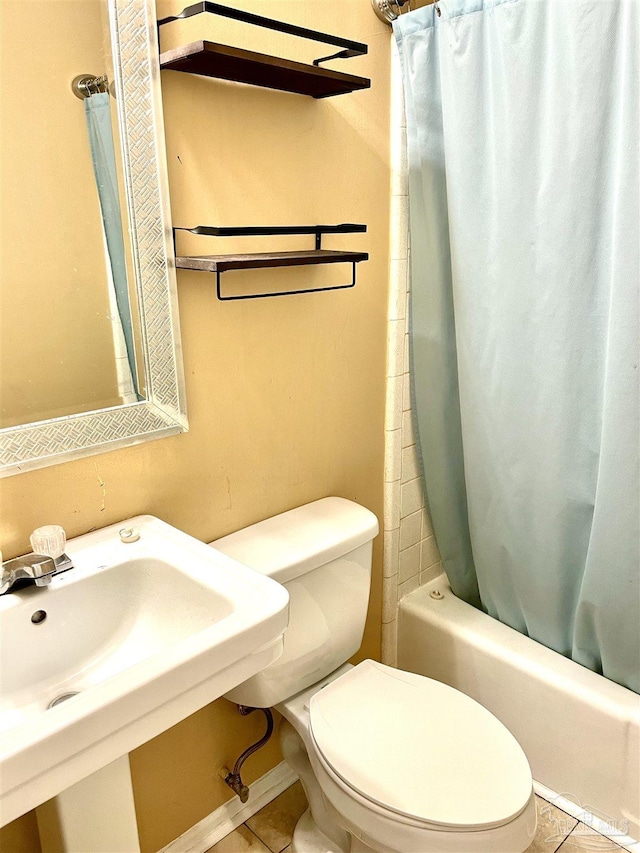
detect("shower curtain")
(395, 0), (639, 693)
(84, 91), (138, 401)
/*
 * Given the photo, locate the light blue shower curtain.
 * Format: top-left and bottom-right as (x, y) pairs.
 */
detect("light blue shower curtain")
(84, 92), (138, 396)
(395, 0), (639, 693)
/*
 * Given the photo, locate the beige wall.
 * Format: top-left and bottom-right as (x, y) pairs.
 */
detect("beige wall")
(0, 1), (391, 850)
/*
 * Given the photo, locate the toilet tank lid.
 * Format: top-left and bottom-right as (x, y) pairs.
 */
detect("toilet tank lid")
(210, 498), (379, 585)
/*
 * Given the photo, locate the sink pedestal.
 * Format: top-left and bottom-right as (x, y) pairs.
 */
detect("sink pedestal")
(36, 756), (140, 853)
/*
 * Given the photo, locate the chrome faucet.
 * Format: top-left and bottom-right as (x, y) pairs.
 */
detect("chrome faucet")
(1, 553), (57, 594)
(1, 525), (74, 595)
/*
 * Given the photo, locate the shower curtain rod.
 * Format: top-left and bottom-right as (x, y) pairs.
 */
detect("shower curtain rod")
(371, 0), (410, 23)
(371, 1), (441, 24)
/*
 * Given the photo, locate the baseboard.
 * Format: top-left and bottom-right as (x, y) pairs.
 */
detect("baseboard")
(160, 762), (298, 853)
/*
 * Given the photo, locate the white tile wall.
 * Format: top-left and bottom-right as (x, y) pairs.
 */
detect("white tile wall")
(400, 478), (422, 517)
(399, 510), (421, 551)
(383, 528), (400, 577)
(382, 43), (441, 666)
(399, 542), (420, 582)
(385, 375), (403, 431)
(384, 428), (402, 483)
(401, 444), (420, 483)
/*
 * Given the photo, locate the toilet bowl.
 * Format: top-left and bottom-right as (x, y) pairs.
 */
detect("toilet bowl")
(211, 498), (536, 853)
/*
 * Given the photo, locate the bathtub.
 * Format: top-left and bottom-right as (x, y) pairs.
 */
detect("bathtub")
(397, 575), (640, 849)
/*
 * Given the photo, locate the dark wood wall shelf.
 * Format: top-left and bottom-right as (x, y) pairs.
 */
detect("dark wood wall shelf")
(176, 249), (369, 273)
(161, 6), (371, 299)
(173, 225), (368, 300)
(160, 42), (370, 98)
(157, 2), (370, 98)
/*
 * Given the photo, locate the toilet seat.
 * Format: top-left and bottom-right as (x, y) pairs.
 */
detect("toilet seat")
(308, 660), (533, 832)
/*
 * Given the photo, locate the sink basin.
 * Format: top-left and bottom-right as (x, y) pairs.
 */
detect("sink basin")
(0, 516), (289, 826)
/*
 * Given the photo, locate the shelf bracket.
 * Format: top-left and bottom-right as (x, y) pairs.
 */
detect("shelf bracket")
(313, 48), (363, 67)
(157, 2), (368, 62)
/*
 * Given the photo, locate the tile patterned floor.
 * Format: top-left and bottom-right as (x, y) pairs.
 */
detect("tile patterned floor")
(207, 782), (627, 853)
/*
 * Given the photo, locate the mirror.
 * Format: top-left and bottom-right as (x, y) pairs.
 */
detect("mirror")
(0, 0), (187, 476)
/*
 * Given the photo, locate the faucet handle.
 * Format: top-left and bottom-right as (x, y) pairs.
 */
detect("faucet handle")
(30, 525), (66, 560)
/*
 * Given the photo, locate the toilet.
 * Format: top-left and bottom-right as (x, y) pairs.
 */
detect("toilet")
(211, 498), (536, 853)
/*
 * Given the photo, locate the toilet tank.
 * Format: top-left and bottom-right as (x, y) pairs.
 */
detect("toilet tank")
(211, 498), (379, 708)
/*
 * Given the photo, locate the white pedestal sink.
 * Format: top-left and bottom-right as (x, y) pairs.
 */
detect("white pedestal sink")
(0, 516), (289, 848)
